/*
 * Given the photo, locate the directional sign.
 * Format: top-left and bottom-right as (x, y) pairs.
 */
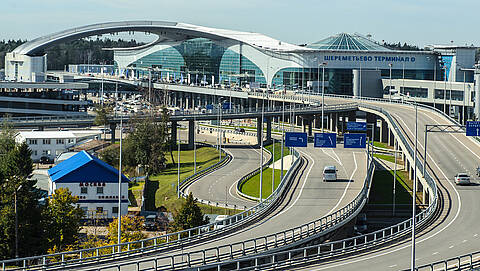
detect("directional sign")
(466, 121), (480, 136)
(314, 133), (336, 148)
(285, 132), (308, 147)
(347, 122), (367, 131)
(344, 133), (367, 148)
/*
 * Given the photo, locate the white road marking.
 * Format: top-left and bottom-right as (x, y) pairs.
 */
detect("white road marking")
(388, 264), (397, 268)
(474, 234), (478, 237)
(271, 150), (315, 218)
(462, 239), (467, 243)
(449, 245), (454, 249)
(327, 152), (358, 215)
(432, 252), (439, 255)
(321, 149), (343, 166)
(312, 109), (463, 270)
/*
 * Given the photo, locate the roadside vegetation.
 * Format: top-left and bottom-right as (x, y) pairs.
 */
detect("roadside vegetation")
(239, 142), (290, 199)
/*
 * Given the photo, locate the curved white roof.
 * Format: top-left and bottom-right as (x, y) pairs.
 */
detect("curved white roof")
(13, 20), (310, 56)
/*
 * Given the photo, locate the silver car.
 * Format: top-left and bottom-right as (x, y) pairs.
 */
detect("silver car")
(454, 173), (470, 185)
(323, 166), (337, 182)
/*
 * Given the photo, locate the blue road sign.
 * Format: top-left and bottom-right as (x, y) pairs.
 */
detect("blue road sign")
(344, 133), (367, 148)
(314, 133), (337, 148)
(347, 122), (367, 131)
(466, 121), (480, 136)
(285, 132), (308, 147)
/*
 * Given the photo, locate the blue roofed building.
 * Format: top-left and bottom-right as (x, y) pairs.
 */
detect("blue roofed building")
(48, 150), (129, 219)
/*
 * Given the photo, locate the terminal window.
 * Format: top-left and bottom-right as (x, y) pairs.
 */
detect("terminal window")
(400, 87), (428, 98)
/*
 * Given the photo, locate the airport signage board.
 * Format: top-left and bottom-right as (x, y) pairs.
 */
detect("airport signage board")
(285, 132), (308, 147)
(314, 133), (336, 148)
(466, 121), (480, 136)
(344, 133), (367, 148)
(347, 122), (367, 131)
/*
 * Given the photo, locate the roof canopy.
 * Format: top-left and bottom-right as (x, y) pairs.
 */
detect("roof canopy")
(48, 150), (129, 183)
(307, 33), (391, 51)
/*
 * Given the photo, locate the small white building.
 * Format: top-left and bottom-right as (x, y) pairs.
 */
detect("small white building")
(48, 151), (129, 219)
(16, 130), (101, 162)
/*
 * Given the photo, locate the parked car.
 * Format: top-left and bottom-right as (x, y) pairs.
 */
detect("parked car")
(454, 173), (470, 185)
(143, 214), (159, 231)
(323, 166), (337, 182)
(39, 156), (52, 164)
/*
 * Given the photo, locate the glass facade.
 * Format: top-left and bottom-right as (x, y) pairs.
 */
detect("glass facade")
(400, 87), (428, 98)
(122, 37), (436, 96)
(130, 38), (265, 86)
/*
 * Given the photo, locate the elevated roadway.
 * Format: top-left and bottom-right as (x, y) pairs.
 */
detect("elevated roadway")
(295, 96), (479, 270)
(73, 144), (367, 270)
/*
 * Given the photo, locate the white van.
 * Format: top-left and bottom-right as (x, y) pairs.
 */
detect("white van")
(213, 215), (230, 230)
(323, 166), (337, 182)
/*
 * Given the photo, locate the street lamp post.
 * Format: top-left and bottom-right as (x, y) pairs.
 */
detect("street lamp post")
(444, 66), (447, 114)
(319, 62), (327, 132)
(411, 101), (418, 271)
(389, 63), (393, 102)
(14, 185), (22, 258)
(272, 137), (275, 195)
(117, 110), (123, 247)
(281, 90), (285, 180)
(177, 122), (181, 198)
(259, 89), (265, 202)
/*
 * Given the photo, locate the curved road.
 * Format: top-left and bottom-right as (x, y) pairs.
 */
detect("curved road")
(77, 144), (367, 270)
(302, 97), (480, 270)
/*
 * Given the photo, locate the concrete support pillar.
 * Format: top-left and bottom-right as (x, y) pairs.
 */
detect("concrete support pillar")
(331, 113), (338, 133)
(380, 119), (389, 143)
(366, 113), (377, 141)
(348, 111), (356, 122)
(171, 121), (177, 144)
(388, 129), (395, 147)
(109, 123), (116, 143)
(188, 120), (195, 150)
(308, 118), (313, 137)
(257, 116), (263, 146)
(266, 117), (272, 145)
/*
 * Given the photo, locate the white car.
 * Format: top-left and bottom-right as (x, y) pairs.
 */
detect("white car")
(454, 173), (470, 185)
(323, 166), (337, 182)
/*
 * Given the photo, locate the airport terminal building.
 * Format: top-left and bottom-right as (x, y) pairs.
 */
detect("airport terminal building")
(5, 21), (477, 97)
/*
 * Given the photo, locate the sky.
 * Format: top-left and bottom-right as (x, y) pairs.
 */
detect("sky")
(2, 0), (479, 48)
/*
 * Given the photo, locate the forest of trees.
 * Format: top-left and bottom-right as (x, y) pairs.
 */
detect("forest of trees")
(0, 38), (143, 70)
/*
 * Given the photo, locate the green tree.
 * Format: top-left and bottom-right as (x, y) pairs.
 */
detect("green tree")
(0, 122), (42, 259)
(93, 105), (113, 127)
(107, 216), (145, 247)
(171, 192), (209, 232)
(125, 112), (169, 175)
(41, 188), (84, 252)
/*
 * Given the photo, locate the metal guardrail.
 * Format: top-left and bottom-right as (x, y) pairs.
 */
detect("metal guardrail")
(0, 148), (298, 271)
(411, 251), (480, 270)
(80, 148), (374, 271)
(184, 100), (440, 271)
(236, 147), (274, 201)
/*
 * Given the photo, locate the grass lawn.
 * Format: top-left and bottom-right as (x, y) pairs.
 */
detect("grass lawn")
(240, 142), (290, 199)
(373, 141), (392, 149)
(373, 153), (402, 164)
(144, 146), (221, 213)
(369, 170), (423, 205)
(240, 168), (287, 199)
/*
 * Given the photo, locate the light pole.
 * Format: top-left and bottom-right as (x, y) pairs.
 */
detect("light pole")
(319, 62), (327, 132)
(117, 108), (123, 247)
(411, 100), (418, 271)
(259, 89), (265, 202)
(281, 89), (285, 180)
(444, 66), (447, 114)
(14, 184), (22, 258)
(177, 121), (181, 198)
(272, 137), (275, 195)
(393, 139), (397, 216)
(389, 63), (393, 102)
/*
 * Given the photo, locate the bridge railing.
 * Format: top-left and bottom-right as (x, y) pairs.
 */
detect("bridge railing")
(0, 149), (301, 271)
(410, 251), (480, 270)
(182, 100), (440, 271)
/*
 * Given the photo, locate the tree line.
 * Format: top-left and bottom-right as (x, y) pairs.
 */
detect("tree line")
(0, 38), (143, 70)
